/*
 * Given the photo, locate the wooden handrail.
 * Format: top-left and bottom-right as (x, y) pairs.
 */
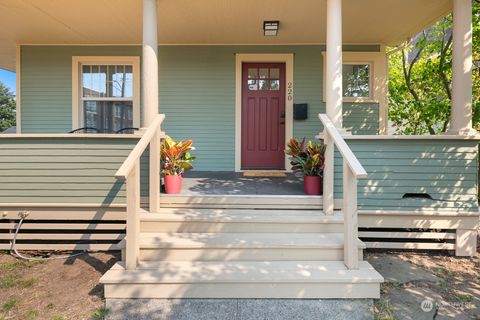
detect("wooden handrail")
(115, 114), (165, 180)
(116, 113), (165, 270)
(319, 114), (367, 178)
(318, 113), (367, 270)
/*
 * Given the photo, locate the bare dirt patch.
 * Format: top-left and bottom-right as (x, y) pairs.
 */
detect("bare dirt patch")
(1, 246), (478, 320)
(0, 251), (119, 320)
(368, 241), (480, 320)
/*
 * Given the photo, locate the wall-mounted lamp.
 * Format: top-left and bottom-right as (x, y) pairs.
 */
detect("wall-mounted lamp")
(263, 21), (279, 36)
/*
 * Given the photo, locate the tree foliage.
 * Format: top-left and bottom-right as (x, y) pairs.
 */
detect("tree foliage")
(0, 81), (16, 132)
(388, 0), (479, 134)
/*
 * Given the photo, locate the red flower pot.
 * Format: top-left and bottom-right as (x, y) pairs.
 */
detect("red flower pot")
(164, 175), (183, 194)
(304, 176), (322, 195)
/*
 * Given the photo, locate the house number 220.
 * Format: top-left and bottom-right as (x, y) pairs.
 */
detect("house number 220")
(287, 82), (293, 101)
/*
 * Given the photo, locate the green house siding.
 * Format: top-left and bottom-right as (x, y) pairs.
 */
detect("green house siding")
(21, 46), (142, 133)
(21, 45), (380, 171)
(334, 140), (479, 211)
(0, 137), (138, 204)
(158, 45), (379, 171)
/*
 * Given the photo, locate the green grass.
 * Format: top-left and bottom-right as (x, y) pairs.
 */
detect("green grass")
(454, 293), (473, 303)
(49, 316), (65, 320)
(17, 278), (36, 288)
(46, 303), (55, 310)
(26, 309), (39, 319)
(91, 308), (109, 319)
(1, 299), (18, 312)
(0, 274), (19, 289)
(374, 299), (397, 320)
(0, 273), (36, 289)
(0, 260), (44, 272)
(380, 281), (402, 294)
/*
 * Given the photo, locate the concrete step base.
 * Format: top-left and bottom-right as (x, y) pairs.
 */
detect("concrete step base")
(105, 298), (374, 320)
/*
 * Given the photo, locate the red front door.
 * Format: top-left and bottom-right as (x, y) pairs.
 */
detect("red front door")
(241, 63), (286, 169)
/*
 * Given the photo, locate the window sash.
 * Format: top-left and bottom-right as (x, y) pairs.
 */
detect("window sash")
(79, 63), (135, 130)
(342, 62), (372, 99)
(81, 64), (133, 99)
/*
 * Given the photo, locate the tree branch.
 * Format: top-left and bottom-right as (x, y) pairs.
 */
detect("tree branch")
(438, 23), (453, 101)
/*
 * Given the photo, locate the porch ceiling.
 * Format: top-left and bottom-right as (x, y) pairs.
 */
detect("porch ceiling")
(0, 0), (452, 71)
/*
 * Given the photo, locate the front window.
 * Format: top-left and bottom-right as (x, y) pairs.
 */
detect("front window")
(342, 63), (371, 98)
(81, 64), (134, 132)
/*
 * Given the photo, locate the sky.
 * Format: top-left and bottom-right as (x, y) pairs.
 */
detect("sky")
(0, 69), (16, 93)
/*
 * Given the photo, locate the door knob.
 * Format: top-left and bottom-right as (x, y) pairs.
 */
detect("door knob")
(280, 112), (285, 118)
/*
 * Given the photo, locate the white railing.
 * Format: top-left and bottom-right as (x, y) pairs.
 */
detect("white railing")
(115, 114), (165, 270)
(319, 114), (367, 269)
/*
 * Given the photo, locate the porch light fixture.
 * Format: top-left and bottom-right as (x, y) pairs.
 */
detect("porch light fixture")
(263, 21), (279, 36)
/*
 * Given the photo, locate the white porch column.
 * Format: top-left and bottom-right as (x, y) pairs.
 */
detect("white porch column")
(142, 0), (159, 127)
(326, 0), (343, 128)
(449, 0), (475, 135)
(323, 0), (343, 214)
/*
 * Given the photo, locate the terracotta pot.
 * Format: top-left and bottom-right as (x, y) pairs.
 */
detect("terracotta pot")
(164, 175), (183, 194)
(304, 175), (322, 195)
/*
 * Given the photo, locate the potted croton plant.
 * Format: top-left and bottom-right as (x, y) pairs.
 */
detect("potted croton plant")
(160, 135), (196, 194)
(286, 138), (326, 195)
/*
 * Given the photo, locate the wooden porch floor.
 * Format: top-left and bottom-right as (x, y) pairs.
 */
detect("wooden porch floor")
(161, 171), (304, 196)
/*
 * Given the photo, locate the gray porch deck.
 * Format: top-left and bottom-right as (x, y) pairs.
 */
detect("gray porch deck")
(161, 171), (305, 196)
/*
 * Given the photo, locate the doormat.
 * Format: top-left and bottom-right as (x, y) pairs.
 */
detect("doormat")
(243, 171), (287, 177)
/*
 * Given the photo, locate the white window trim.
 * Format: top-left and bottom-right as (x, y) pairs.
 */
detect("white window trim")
(321, 51), (388, 134)
(71, 56), (141, 130)
(235, 53), (294, 172)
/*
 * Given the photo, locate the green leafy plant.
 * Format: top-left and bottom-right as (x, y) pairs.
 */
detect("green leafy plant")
(285, 138), (326, 177)
(91, 308), (109, 319)
(160, 135), (196, 175)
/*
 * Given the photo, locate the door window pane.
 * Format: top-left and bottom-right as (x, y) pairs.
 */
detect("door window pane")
(270, 80), (280, 90)
(258, 80), (270, 90)
(248, 68), (258, 79)
(343, 64), (370, 98)
(259, 68), (269, 79)
(248, 79), (258, 90)
(270, 68), (280, 79)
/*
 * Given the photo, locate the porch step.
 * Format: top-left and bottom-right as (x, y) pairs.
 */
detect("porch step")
(101, 260), (383, 299)
(159, 194), (323, 209)
(140, 208), (343, 233)
(132, 232), (365, 261)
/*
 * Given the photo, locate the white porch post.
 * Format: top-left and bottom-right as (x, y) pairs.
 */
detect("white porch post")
(323, 0), (343, 214)
(326, 0), (343, 128)
(142, 0), (159, 127)
(448, 0), (475, 135)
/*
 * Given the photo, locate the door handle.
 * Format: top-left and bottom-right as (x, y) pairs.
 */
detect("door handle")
(280, 112), (285, 119)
